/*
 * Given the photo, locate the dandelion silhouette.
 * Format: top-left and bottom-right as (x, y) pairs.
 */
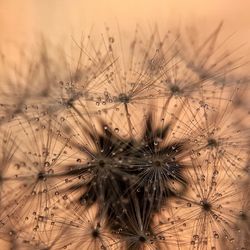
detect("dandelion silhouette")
(0, 24), (249, 249)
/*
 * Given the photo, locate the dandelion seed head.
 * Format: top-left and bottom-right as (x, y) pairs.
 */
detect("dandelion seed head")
(117, 93), (130, 104)
(200, 199), (212, 211)
(0, 23), (249, 249)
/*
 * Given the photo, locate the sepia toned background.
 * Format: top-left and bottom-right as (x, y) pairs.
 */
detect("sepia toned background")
(0, 1), (249, 249)
(0, 0), (250, 61)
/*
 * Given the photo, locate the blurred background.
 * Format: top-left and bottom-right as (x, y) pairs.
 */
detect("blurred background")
(0, 0), (250, 61)
(0, 2), (249, 249)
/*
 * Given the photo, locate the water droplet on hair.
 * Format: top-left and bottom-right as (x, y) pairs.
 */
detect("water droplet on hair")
(213, 232), (219, 239)
(44, 162), (50, 167)
(109, 37), (115, 43)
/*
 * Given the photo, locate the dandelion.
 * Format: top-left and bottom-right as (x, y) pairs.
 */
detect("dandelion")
(164, 166), (246, 249)
(0, 24), (249, 249)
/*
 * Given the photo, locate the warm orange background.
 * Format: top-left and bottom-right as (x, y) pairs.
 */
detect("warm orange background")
(0, 2), (249, 249)
(0, 0), (250, 56)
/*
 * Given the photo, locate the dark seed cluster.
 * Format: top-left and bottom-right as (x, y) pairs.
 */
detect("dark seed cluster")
(0, 24), (249, 249)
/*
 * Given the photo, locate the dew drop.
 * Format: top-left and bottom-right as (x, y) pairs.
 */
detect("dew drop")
(48, 169), (54, 174)
(44, 162), (50, 167)
(38, 216), (44, 222)
(9, 231), (14, 236)
(193, 234), (199, 240)
(63, 195), (68, 200)
(213, 233), (219, 239)
(109, 37), (115, 43)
